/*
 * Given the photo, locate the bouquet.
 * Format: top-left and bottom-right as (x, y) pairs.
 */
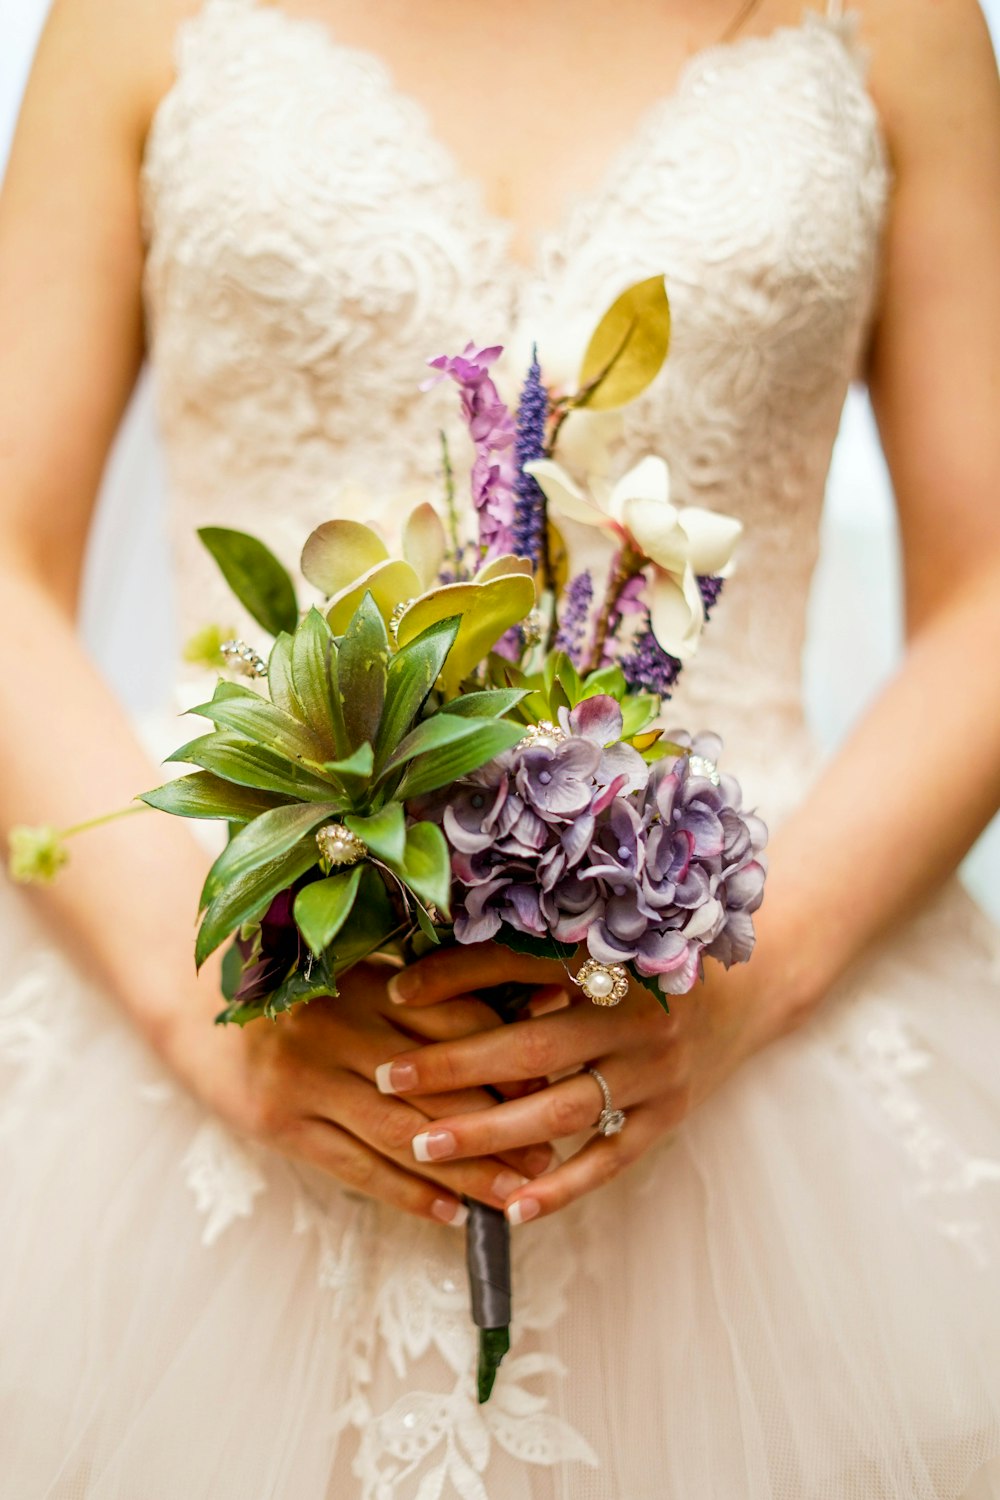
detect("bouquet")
(9, 276), (767, 1401)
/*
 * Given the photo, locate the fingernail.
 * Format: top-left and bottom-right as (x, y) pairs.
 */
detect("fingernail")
(507, 1197), (540, 1226)
(523, 1146), (555, 1177)
(492, 1169), (528, 1201)
(375, 1061), (418, 1094)
(431, 1198), (468, 1228)
(388, 971), (421, 1004)
(412, 1129), (456, 1163)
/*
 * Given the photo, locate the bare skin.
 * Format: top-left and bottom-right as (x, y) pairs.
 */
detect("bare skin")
(1, 0), (998, 1228)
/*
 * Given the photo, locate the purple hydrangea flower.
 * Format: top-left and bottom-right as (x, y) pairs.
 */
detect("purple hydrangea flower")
(439, 716), (767, 998)
(425, 344), (517, 559)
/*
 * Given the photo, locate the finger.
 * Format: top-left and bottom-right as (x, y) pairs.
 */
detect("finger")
(387, 996), (508, 1042)
(374, 1006), (621, 1096)
(408, 1089), (556, 1178)
(501, 1109), (659, 1224)
(406, 1067), (632, 1162)
(387, 941), (569, 1007)
(310, 1069), (542, 1211)
(290, 1117), (469, 1227)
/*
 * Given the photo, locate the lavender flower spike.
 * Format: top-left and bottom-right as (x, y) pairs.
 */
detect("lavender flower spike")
(554, 571), (594, 667)
(511, 346), (549, 568)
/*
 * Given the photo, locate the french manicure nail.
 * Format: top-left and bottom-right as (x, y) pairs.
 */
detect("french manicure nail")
(431, 1198), (468, 1228)
(412, 1129), (456, 1163)
(491, 1169), (528, 1201)
(507, 1197), (540, 1226)
(375, 1061), (418, 1094)
(388, 971), (421, 1004)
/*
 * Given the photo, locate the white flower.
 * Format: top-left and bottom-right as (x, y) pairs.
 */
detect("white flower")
(524, 454), (742, 659)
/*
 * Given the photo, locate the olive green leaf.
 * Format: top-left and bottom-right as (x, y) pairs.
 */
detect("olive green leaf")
(337, 592), (389, 751)
(326, 560), (423, 633)
(293, 865), (364, 957)
(395, 719), (526, 799)
(395, 821), (451, 916)
(195, 841), (319, 969)
(301, 519), (388, 596)
(374, 615), (461, 773)
(266, 631), (301, 719)
(395, 573), (535, 697)
(186, 690), (324, 764)
(322, 742), (375, 803)
(402, 503), (448, 590)
(343, 801), (405, 866)
(440, 688), (527, 719)
(291, 607), (343, 756)
(139, 771), (291, 823)
(379, 715), (501, 779)
(167, 732), (341, 802)
(576, 275), (671, 412)
(329, 865), (400, 973)
(200, 799), (339, 911)
(198, 527), (299, 637)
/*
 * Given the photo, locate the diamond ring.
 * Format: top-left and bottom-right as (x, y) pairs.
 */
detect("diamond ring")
(586, 1066), (627, 1137)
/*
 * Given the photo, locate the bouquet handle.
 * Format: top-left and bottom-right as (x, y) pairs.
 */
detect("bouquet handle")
(465, 980), (533, 1402)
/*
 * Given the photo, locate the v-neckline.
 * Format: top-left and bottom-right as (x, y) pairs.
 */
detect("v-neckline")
(154, 0), (868, 278)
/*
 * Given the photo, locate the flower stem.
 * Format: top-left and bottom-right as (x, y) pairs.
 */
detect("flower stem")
(439, 429), (462, 569)
(60, 803), (149, 840)
(585, 545), (644, 675)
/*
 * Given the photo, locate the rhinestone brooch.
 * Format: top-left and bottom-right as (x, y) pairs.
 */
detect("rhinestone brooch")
(316, 823), (367, 867)
(573, 959), (630, 1007)
(220, 639), (268, 679)
(688, 754), (721, 786)
(521, 719), (566, 750)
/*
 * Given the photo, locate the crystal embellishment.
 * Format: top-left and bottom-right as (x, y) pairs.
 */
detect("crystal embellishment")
(220, 638), (268, 678)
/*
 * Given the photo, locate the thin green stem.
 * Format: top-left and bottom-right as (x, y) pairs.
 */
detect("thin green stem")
(439, 429), (462, 569)
(584, 544), (644, 676)
(60, 803), (149, 840)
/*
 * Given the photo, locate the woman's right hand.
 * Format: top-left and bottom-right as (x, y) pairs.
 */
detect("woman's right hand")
(165, 959), (557, 1227)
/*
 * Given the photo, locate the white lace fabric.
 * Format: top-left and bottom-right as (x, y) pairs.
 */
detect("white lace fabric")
(4, 2), (1000, 1496)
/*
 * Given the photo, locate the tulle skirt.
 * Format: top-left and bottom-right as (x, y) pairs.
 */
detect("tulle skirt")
(3, 832), (1000, 1498)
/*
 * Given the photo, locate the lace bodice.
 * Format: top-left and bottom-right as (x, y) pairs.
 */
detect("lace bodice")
(138, 0), (892, 813)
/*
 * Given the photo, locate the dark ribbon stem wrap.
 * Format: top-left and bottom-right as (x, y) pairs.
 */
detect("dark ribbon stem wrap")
(465, 979), (534, 1403)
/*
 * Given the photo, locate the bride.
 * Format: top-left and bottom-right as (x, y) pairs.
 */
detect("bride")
(2, 0), (1000, 1494)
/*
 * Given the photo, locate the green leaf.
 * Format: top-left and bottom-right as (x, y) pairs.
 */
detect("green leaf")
(395, 821), (451, 916)
(186, 691), (324, 764)
(344, 802), (405, 865)
(582, 664), (627, 701)
(291, 607), (342, 755)
(395, 574), (536, 697)
(167, 732), (341, 802)
(322, 742), (375, 802)
(576, 275), (671, 412)
(441, 688), (527, 719)
(200, 800), (339, 912)
(379, 714), (500, 779)
(629, 964), (671, 1014)
(329, 865), (400, 972)
(196, 841), (319, 969)
(266, 632), (301, 719)
(198, 527), (299, 637)
(215, 951), (339, 1026)
(374, 615), (461, 773)
(293, 865), (364, 957)
(337, 592), (389, 751)
(139, 771), (289, 823)
(301, 519), (388, 596)
(220, 937), (245, 1001)
(492, 927), (577, 963)
(396, 720), (526, 800)
(620, 693), (660, 738)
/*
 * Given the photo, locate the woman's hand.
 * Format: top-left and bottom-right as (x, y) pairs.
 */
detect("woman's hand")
(377, 941), (789, 1225)
(166, 959), (556, 1228)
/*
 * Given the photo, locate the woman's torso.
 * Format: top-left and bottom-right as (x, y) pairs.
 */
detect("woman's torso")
(137, 0), (894, 818)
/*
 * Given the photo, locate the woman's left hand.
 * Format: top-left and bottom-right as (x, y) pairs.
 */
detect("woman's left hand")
(376, 941), (791, 1225)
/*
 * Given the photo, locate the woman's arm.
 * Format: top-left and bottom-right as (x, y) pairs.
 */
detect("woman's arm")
(0, 0), (552, 1223)
(375, 0), (1000, 1222)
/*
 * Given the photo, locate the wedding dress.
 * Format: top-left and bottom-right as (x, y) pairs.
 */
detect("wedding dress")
(3, 0), (1000, 1494)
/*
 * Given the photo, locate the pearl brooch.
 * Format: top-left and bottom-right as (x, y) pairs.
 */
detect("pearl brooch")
(316, 823), (367, 867)
(573, 959), (630, 1007)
